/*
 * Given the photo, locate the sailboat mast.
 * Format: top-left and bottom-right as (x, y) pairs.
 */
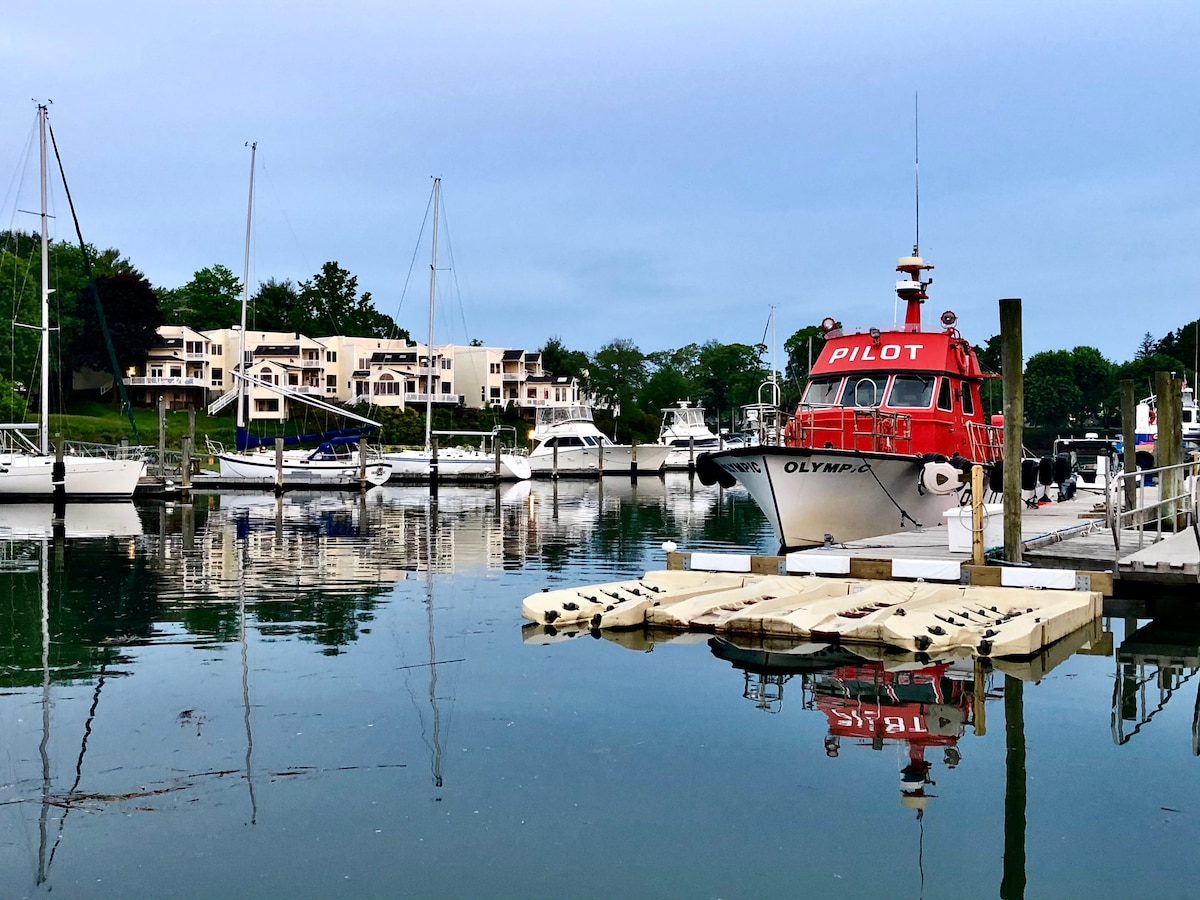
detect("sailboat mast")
(37, 105), (50, 455)
(237, 143), (257, 431)
(425, 178), (441, 450)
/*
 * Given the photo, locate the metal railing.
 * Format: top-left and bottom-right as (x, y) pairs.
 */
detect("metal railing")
(794, 407), (913, 454)
(1107, 458), (1200, 556)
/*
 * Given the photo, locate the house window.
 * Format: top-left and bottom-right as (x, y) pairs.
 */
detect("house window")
(289, 373), (299, 386)
(441, 358), (451, 370)
(490, 387), (501, 399)
(150, 366), (163, 378)
(441, 383), (451, 394)
(527, 388), (536, 399)
(326, 375), (337, 388)
(213, 345), (222, 356)
(170, 366), (182, 378)
(406, 381), (416, 393)
(255, 398), (280, 413)
(211, 368), (223, 385)
(489, 362), (500, 374)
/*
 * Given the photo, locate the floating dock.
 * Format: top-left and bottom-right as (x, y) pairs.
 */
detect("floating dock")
(521, 562), (1103, 658)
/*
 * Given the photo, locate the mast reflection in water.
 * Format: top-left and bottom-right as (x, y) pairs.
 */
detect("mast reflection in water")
(1, 476), (1199, 899)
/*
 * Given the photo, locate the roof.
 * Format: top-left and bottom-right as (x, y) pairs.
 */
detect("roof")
(253, 344), (301, 356)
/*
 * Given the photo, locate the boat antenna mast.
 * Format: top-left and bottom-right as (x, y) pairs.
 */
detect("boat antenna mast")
(237, 142), (257, 433)
(895, 93), (933, 331)
(425, 177), (441, 451)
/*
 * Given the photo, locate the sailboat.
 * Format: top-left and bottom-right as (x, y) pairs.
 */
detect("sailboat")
(0, 105), (147, 501)
(384, 178), (531, 482)
(203, 143), (392, 487)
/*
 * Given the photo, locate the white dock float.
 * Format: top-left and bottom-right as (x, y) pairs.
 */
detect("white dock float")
(520, 554), (1104, 657)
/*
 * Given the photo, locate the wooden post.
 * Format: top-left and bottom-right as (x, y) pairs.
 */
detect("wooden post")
(1120, 380), (1136, 512)
(973, 656), (987, 737)
(630, 440), (638, 483)
(597, 440), (604, 477)
(999, 298), (1023, 564)
(494, 437), (501, 481)
(688, 435), (695, 476)
(1155, 371), (1182, 527)
(552, 440), (559, 479)
(358, 437), (368, 492)
(430, 436), (439, 495)
(158, 394), (167, 479)
(1001, 675), (1027, 899)
(52, 434), (65, 513)
(971, 464), (986, 566)
(274, 437), (284, 496)
(181, 435), (192, 500)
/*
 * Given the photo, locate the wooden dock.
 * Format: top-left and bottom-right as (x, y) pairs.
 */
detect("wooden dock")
(725, 489), (1199, 592)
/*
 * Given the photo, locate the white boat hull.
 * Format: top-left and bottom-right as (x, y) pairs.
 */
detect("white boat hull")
(215, 451), (392, 487)
(700, 446), (961, 550)
(385, 448), (532, 481)
(0, 452), (145, 501)
(527, 443), (672, 476)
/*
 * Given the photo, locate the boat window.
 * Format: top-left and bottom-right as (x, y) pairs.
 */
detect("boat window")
(888, 375), (935, 409)
(802, 377), (843, 407)
(936, 377), (953, 411)
(962, 382), (975, 415)
(842, 376), (887, 408)
(583, 436), (598, 446)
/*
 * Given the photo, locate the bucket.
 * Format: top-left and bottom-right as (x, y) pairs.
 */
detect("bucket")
(943, 504), (1002, 553)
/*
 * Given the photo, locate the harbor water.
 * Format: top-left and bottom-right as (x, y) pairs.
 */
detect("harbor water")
(1, 475), (1197, 899)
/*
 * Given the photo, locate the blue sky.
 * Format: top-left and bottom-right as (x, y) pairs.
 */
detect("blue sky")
(4, 1), (1198, 364)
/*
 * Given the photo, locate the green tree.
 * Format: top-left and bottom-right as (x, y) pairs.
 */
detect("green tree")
(539, 336), (590, 388)
(298, 261), (400, 338)
(69, 271), (163, 380)
(1024, 349), (1082, 431)
(249, 277), (300, 332)
(695, 341), (768, 421)
(163, 264), (240, 330)
(782, 324), (828, 408)
(640, 344), (701, 416)
(1069, 345), (1115, 426)
(589, 338), (650, 438)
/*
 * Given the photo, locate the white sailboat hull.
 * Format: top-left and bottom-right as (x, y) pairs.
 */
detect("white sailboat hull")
(0, 452), (145, 501)
(385, 448), (532, 481)
(527, 443), (672, 476)
(701, 446), (961, 550)
(215, 451), (392, 487)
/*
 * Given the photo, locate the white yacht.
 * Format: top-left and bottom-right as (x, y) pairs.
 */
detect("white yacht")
(527, 406), (671, 476)
(0, 105), (146, 501)
(656, 401), (721, 469)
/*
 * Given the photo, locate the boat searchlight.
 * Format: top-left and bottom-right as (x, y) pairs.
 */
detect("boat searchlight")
(869, 327), (881, 344)
(940, 310), (958, 328)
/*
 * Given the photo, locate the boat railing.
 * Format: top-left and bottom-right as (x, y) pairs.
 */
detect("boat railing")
(965, 421), (1005, 463)
(795, 407), (913, 454)
(1106, 457), (1200, 558)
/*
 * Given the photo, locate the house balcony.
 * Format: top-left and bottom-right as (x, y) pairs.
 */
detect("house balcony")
(127, 376), (208, 388)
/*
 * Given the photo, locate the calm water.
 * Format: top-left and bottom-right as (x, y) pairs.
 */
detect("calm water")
(0, 475), (1197, 899)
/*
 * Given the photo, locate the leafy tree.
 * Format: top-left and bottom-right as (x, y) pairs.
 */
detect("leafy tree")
(1024, 349), (1082, 431)
(299, 261), (399, 338)
(69, 271), (163, 380)
(640, 344), (701, 416)
(590, 338), (646, 411)
(166, 264), (242, 331)
(250, 277), (301, 332)
(539, 336), (590, 388)
(1115, 352), (1191, 401)
(974, 334), (1002, 374)
(1157, 321), (1198, 383)
(1136, 332), (1158, 359)
(695, 340), (768, 421)
(1069, 345), (1115, 426)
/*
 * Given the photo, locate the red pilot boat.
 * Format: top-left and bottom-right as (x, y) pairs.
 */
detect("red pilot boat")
(697, 250), (1003, 550)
